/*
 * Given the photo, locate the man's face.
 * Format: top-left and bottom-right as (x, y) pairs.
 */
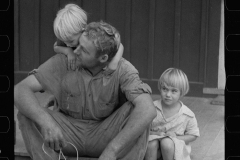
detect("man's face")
(74, 32), (100, 69)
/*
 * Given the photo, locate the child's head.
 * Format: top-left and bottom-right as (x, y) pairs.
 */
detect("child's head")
(53, 3), (87, 47)
(158, 68), (189, 97)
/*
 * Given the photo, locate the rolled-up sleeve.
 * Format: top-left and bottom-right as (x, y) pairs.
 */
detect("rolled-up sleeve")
(28, 54), (67, 98)
(119, 60), (152, 102)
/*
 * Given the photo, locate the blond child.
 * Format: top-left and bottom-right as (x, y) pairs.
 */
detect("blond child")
(145, 68), (200, 160)
(53, 3), (123, 71)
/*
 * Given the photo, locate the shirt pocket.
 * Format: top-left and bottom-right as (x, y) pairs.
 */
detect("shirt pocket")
(61, 91), (81, 113)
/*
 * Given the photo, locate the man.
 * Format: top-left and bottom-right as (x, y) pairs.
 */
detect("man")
(14, 21), (156, 160)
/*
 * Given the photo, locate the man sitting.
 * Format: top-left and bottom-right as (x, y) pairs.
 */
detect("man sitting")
(14, 21), (156, 160)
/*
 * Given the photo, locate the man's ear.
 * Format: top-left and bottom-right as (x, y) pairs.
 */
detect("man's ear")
(99, 54), (109, 63)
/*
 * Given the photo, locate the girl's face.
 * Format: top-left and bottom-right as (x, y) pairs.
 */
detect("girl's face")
(64, 33), (82, 47)
(160, 82), (181, 107)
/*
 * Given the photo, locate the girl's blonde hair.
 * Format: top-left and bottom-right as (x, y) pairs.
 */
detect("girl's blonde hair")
(158, 68), (189, 97)
(53, 4), (87, 41)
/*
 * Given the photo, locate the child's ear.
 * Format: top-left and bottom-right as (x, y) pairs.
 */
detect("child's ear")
(99, 54), (108, 63)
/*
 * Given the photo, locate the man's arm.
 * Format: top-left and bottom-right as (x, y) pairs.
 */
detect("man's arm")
(14, 75), (66, 150)
(99, 93), (156, 160)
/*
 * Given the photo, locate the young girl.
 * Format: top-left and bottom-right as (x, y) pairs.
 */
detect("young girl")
(53, 3), (123, 71)
(145, 68), (200, 160)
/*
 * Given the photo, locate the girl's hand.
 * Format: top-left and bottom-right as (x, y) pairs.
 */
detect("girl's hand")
(165, 131), (177, 138)
(150, 128), (166, 136)
(67, 52), (76, 71)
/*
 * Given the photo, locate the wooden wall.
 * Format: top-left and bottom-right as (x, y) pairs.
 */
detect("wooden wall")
(14, 0), (221, 96)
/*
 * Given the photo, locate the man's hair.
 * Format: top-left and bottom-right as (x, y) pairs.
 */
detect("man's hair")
(84, 21), (121, 62)
(53, 3), (87, 42)
(158, 68), (189, 97)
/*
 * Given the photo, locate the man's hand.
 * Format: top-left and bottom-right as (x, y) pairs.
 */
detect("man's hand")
(40, 120), (66, 151)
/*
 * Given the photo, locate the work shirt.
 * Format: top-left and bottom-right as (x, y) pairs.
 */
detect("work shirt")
(30, 54), (151, 120)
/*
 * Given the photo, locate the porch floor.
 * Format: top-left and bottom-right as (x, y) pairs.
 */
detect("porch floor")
(15, 93), (224, 160)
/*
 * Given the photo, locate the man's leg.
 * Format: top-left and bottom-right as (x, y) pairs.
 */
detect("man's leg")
(17, 109), (87, 159)
(85, 101), (150, 160)
(144, 140), (160, 160)
(17, 112), (59, 160)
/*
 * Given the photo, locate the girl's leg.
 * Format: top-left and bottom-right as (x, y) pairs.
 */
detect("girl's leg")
(160, 138), (174, 160)
(144, 140), (159, 160)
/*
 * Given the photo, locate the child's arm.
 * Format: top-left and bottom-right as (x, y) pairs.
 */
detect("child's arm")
(53, 41), (77, 71)
(166, 116), (199, 144)
(175, 135), (197, 144)
(108, 43), (124, 70)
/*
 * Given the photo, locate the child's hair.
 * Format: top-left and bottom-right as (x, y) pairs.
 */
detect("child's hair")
(53, 3), (87, 42)
(158, 68), (189, 96)
(84, 21), (121, 62)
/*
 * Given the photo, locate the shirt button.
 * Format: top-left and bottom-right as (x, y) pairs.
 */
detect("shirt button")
(67, 104), (69, 109)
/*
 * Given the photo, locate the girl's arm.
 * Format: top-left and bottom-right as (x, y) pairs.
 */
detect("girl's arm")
(108, 43), (124, 70)
(53, 42), (76, 70)
(176, 134), (198, 145)
(165, 131), (198, 144)
(54, 41), (71, 55)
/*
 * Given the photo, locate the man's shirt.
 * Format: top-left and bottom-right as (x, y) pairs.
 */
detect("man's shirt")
(30, 54), (151, 120)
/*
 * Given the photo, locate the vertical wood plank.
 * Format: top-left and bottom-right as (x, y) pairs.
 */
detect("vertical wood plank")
(205, 0), (221, 87)
(153, 0), (175, 80)
(147, 0), (155, 79)
(33, 0), (40, 68)
(173, 0), (181, 67)
(179, 0), (202, 82)
(82, 0), (101, 22)
(14, 0), (19, 71)
(100, 0), (106, 20)
(203, 0), (210, 87)
(124, 0), (131, 61)
(19, 0), (35, 71)
(104, 0), (128, 60)
(131, 0), (149, 78)
(199, 0), (208, 83)
(39, 0), (58, 63)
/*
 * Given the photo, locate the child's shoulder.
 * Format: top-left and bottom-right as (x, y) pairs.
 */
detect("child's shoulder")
(153, 99), (162, 109)
(180, 102), (196, 118)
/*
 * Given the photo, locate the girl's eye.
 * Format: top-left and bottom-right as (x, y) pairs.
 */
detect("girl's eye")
(162, 87), (167, 91)
(172, 89), (179, 93)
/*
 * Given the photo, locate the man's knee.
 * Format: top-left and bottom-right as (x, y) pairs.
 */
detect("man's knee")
(17, 112), (27, 122)
(160, 137), (174, 151)
(17, 112), (37, 129)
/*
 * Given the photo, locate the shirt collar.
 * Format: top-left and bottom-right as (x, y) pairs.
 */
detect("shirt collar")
(154, 100), (194, 118)
(179, 102), (195, 117)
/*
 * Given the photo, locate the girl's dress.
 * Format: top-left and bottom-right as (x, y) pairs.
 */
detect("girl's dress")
(149, 99), (200, 160)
